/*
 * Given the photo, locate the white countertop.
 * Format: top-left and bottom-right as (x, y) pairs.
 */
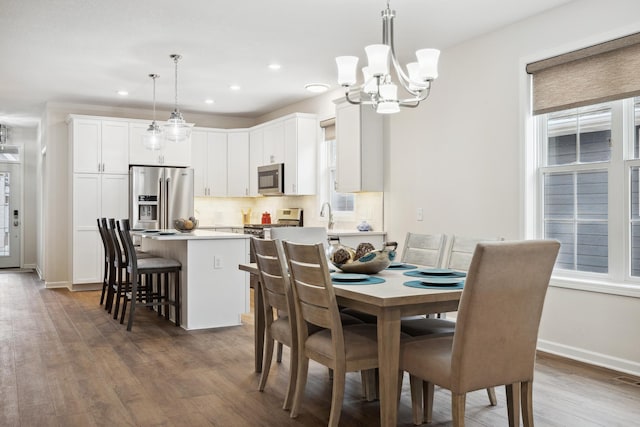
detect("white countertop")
(139, 229), (250, 240)
(327, 230), (387, 237)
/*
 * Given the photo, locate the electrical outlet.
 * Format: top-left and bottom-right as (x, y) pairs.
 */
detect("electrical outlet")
(214, 256), (222, 269)
(417, 208), (424, 221)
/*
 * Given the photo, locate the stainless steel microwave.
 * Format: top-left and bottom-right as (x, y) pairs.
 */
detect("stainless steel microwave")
(258, 163), (284, 195)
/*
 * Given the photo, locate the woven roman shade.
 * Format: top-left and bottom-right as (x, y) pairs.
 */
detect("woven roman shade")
(527, 32), (640, 115)
(320, 118), (335, 140)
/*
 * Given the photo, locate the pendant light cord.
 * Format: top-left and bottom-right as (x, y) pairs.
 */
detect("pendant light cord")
(173, 54), (180, 111)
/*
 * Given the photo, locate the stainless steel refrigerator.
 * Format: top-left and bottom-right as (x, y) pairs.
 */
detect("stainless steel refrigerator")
(129, 166), (194, 230)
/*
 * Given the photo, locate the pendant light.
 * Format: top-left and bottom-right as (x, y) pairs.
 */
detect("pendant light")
(335, 0), (440, 114)
(163, 54), (193, 142)
(143, 73), (165, 151)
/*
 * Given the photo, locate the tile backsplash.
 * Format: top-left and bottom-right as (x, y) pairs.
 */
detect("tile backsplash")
(195, 192), (384, 231)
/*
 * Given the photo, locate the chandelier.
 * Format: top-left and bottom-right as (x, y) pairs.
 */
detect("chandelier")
(163, 54), (193, 142)
(143, 73), (165, 151)
(335, 1), (440, 114)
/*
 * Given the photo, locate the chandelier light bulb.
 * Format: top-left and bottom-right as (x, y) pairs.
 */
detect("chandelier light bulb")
(336, 56), (359, 86)
(365, 44), (390, 77)
(406, 62), (428, 91)
(416, 48), (440, 80)
(362, 67), (377, 94)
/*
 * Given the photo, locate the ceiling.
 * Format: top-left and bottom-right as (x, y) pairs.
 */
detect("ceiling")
(0, 0), (575, 127)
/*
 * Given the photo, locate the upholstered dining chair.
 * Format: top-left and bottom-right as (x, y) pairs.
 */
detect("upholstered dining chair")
(251, 236), (300, 410)
(282, 241), (379, 427)
(401, 240), (560, 427)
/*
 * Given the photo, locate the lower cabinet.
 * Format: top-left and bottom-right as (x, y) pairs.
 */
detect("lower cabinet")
(72, 173), (128, 284)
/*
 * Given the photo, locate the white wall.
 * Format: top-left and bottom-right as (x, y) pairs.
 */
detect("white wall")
(385, 0), (640, 375)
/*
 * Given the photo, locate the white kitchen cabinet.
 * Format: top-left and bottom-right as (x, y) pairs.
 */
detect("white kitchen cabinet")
(190, 130), (228, 197)
(227, 131), (250, 197)
(248, 128), (264, 196)
(284, 115), (317, 195)
(262, 121), (285, 165)
(71, 117), (129, 174)
(72, 173), (128, 284)
(129, 122), (192, 167)
(335, 101), (384, 192)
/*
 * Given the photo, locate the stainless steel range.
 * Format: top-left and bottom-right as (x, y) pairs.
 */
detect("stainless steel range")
(244, 208), (303, 261)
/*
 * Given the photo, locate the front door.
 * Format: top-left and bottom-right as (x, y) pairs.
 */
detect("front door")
(0, 162), (20, 268)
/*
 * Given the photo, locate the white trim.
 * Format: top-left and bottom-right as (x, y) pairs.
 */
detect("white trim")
(23, 263), (36, 269)
(538, 339), (640, 377)
(549, 276), (640, 298)
(45, 280), (71, 289)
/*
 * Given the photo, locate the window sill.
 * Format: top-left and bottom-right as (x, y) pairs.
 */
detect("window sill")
(550, 275), (640, 298)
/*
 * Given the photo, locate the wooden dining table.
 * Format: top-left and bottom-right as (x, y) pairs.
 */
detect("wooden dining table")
(238, 263), (463, 427)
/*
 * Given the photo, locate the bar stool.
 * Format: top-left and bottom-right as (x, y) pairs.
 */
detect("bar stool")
(97, 218), (112, 308)
(118, 219), (182, 331)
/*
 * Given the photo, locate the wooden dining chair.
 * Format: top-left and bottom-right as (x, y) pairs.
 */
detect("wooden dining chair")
(401, 240), (560, 427)
(96, 218), (111, 308)
(252, 236), (300, 410)
(282, 241), (379, 427)
(401, 232), (448, 267)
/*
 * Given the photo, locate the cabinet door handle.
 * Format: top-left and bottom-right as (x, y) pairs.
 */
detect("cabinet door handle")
(98, 163), (101, 172)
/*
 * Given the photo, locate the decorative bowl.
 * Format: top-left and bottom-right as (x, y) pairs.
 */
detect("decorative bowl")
(329, 241), (398, 274)
(174, 217), (199, 233)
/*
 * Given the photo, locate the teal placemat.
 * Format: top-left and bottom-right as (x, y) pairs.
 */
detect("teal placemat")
(332, 277), (386, 285)
(403, 270), (466, 279)
(403, 280), (464, 290)
(386, 263), (418, 270)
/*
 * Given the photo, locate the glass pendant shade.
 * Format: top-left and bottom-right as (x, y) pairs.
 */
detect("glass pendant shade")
(377, 82), (400, 114)
(164, 54), (192, 143)
(144, 73), (165, 151)
(336, 56), (359, 86)
(143, 121), (165, 150)
(164, 110), (193, 142)
(365, 44), (390, 76)
(416, 48), (440, 80)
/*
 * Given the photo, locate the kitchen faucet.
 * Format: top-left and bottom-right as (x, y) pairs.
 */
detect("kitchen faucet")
(320, 202), (334, 230)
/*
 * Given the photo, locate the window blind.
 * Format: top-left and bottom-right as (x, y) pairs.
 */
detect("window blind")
(320, 118), (335, 140)
(527, 32), (640, 115)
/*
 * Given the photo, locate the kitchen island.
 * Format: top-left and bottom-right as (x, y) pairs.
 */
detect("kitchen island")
(140, 230), (250, 330)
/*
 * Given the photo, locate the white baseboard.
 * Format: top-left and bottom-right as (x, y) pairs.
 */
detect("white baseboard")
(71, 283), (101, 292)
(538, 339), (640, 377)
(45, 281), (71, 289)
(23, 263), (36, 269)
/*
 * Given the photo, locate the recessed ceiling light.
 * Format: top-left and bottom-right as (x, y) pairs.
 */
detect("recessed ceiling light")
(229, 84), (241, 91)
(117, 90), (129, 96)
(268, 63), (281, 70)
(205, 99), (215, 104)
(304, 83), (329, 93)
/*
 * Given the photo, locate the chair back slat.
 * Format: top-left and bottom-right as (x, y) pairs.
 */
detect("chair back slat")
(117, 219), (138, 273)
(251, 237), (296, 330)
(283, 241), (344, 345)
(451, 240), (560, 392)
(445, 235), (502, 272)
(401, 232), (447, 267)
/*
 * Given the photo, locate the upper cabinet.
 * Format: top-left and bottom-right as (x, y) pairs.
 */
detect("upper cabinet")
(335, 101), (384, 193)
(129, 122), (191, 167)
(71, 117), (129, 174)
(249, 113), (318, 196)
(227, 131), (250, 197)
(284, 115), (317, 195)
(190, 129), (250, 197)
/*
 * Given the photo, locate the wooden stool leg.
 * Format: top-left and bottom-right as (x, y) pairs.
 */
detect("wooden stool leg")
(506, 383), (521, 427)
(174, 270), (180, 327)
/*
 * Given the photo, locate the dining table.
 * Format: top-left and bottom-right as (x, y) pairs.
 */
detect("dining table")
(238, 262), (463, 427)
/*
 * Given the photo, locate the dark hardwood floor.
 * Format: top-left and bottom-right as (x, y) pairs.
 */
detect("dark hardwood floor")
(1, 272), (639, 426)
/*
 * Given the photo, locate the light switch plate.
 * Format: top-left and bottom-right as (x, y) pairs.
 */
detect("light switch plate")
(417, 208), (424, 221)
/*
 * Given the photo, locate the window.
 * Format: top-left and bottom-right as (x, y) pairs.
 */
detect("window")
(535, 96), (640, 283)
(326, 137), (354, 213)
